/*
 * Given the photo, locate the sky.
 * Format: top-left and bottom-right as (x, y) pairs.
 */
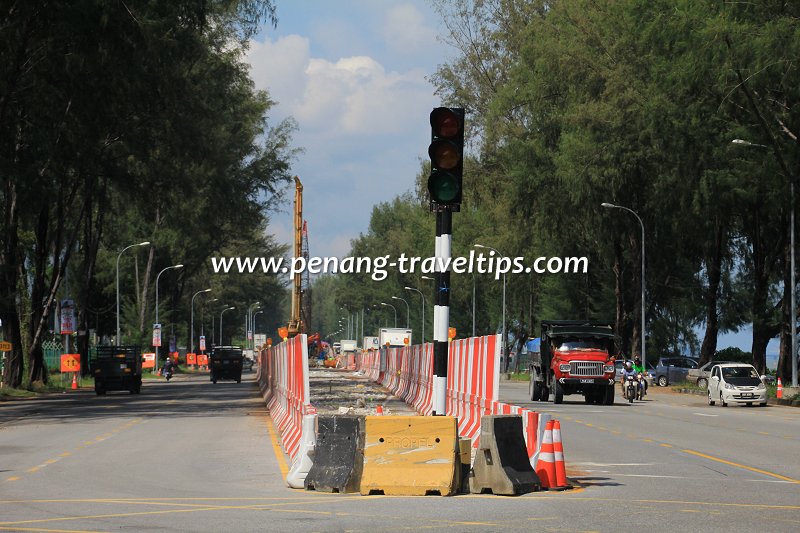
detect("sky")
(246, 0), (447, 259)
(243, 1), (778, 358)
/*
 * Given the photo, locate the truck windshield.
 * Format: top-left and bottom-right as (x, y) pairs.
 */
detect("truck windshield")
(557, 340), (607, 351)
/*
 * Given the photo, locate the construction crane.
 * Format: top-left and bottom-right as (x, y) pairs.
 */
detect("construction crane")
(300, 220), (312, 330)
(287, 177), (304, 337)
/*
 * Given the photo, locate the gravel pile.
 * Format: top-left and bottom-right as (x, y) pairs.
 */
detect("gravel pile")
(308, 367), (418, 416)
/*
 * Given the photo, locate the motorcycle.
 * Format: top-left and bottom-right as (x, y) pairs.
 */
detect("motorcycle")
(636, 372), (646, 400)
(625, 375), (638, 403)
(164, 367), (173, 381)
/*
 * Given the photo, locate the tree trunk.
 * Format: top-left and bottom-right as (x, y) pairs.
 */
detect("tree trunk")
(777, 224), (793, 381)
(613, 240), (628, 356)
(699, 220), (724, 366)
(1, 178), (24, 388)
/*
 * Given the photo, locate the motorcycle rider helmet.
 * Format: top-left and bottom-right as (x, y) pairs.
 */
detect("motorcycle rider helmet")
(625, 361), (633, 371)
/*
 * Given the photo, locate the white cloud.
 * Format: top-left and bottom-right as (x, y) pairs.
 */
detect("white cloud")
(383, 4), (439, 55)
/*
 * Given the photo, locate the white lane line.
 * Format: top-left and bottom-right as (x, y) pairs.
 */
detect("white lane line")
(694, 413), (719, 417)
(573, 462), (655, 467)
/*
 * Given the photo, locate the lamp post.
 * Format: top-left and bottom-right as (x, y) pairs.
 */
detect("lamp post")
(220, 306), (235, 345)
(253, 310), (264, 346)
(190, 289), (211, 353)
(247, 301), (260, 351)
(404, 286), (426, 344)
(732, 139), (796, 386)
(472, 271), (476, 337)
(205, 298), (218, 347)
(381, 302), (397, 327)
(392, 296), (410, 328)
(474, 244), (506, 366)
(116, 241), (150, 343)
(155, 264), (183, 368)
(602, 202), (646, 373)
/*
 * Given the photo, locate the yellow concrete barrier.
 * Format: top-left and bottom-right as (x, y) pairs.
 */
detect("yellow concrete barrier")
(360, 415), (458, 496)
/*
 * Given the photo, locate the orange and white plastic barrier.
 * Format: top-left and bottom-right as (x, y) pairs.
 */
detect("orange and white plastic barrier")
(257, 335), (313, 462)
(354, 335), (551, 472)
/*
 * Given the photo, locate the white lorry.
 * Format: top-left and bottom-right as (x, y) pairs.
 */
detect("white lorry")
(379, 328), (412, 348)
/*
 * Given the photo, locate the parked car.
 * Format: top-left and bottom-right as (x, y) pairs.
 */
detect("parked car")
(687, 360), (737, 389)
(654, 356), (699, 387)
(707, 363), (768, 407)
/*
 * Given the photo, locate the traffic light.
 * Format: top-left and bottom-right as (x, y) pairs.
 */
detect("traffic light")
(428, 107), (464, 209)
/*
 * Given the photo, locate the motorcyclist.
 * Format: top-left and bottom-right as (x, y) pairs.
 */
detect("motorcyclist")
(163, 356), (174, 378)
(621, 360), (638, 397)
(632, 355), (648, 395)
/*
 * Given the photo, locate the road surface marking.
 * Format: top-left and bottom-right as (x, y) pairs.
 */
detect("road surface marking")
(5, 477), (20, 482)
(682, 449), (800, 483)
(0, 527), (111, 532)
(758, 431), (769, 435)
(265, 414), (289, 479)
(660, 443), (673, 448)
(58, 453), (71, 457)
(694, 413), (718, 417)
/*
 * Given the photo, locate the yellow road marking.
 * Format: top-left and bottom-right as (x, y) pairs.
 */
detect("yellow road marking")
(26, 467), (40, 473)
(585, 423), (593, 427)
(5, 477), (20, 482)
(45, 459), (58, 465)
(58, 453), (71, 457)
(265, 414), (289, 479)
(660, 443), (673, 448)
(0, 526), (109, 533)
(682, 449), (800, 483)
(643, 439), (653, 443)
(758, 431), (769, 435)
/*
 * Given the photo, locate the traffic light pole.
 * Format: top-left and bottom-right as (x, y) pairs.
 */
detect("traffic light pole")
(432, 208), (452, 415)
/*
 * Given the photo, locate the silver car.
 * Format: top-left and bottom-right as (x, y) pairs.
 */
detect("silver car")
(707, 363), (767, 407)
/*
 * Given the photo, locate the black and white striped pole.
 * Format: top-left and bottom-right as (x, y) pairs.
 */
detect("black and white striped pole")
(427, 107), (464, 415)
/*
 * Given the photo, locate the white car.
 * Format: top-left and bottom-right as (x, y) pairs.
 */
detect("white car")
(707, 363), (768, 407)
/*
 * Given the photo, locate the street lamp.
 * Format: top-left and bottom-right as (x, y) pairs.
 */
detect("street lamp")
(602, 202), (646, 373)
(732, 139), (796, 386)
(392, 296), (410, 328)
(116, 241), (150, 343)
(474, 244), (506, 366)
(205, 298), (218, 347)
(190, 289), (211, 353)
(253, 310), (264, 341)
(247, 301), (260, 351)
(404, 286), (426, 344)
(155, 264), (183, 367)
(220, 306), (236, 345)
(381, 302), (397, 327)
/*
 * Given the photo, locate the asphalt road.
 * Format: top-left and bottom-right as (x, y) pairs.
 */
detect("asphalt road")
(1, 371), (798, 532)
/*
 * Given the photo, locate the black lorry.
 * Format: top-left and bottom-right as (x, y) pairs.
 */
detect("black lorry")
(93, 345), (142, 395)
(209, 345), (244, 384)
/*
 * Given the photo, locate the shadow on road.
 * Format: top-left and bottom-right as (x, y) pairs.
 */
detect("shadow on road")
(0, 371), (265, 426)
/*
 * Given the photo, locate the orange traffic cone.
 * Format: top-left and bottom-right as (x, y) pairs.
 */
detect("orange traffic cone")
(535, 420), (557, 489)
(376, 404), (384, 416)
(71, 374), (78, 390)
(777, 377), (783, 399)
(552, 420), (571, 489)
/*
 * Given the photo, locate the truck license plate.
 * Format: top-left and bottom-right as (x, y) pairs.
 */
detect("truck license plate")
(580, 379), (593, 384)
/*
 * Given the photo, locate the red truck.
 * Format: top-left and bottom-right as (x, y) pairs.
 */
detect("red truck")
(529, 320), (618, 405)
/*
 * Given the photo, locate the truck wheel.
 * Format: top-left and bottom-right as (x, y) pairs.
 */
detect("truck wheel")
(539, 386), (549, 402)
(553, 381), (564, 404)
(604, 384), (615, 405)
(530, 378), (541, 401)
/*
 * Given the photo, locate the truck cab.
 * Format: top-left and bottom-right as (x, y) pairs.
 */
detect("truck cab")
(529, 321), (617, 405)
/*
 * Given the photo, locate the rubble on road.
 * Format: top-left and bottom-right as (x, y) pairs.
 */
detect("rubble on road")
(308, 367), (417, 416)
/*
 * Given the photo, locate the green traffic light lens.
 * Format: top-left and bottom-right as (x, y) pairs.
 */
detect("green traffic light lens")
(429, 140), (460, 170)
(428, 171), (460, 202)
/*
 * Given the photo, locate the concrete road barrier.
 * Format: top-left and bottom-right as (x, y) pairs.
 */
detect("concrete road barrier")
(360, 416), (458, 496)
(304, 415), (364, 493)
(469, 415), (541, 495)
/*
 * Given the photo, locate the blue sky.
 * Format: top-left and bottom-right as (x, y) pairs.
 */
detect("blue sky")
(244, 1), (777, 357)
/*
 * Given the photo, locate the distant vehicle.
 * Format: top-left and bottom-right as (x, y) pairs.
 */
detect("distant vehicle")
(93, 346), (142, 395)
(209, 345), (244, 384)
(379, 328), (412, 348)
(615, 359), (655, 389)
(654, 356), (699, 387)
(707, 363), (767, 407)
(687, 360), (737, 389)
(242, 356), (255, 372)
(529, 320), (617, 405)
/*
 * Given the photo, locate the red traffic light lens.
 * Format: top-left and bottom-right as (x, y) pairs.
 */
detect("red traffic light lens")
(430, 108), (462, 138)
(428, 140), (461, 170)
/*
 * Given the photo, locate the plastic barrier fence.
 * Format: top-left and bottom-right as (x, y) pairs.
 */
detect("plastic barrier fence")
(257, 334), (312, 460)
(355, 336), (548, 469)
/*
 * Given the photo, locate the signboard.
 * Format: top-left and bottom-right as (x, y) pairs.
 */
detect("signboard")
(168, 335), (176, 353)
(60, 353), (80, 373)
(247, 329), (253, 340)
(254, 334), (266, 349)
(152, 323), (162, 347)
(142, 352), (156, 369)
(0, 341), (11, 351)
(60, 299), (75, 335)
(197, 354), (208, 366)
(187, 353), (197, 365)
(199, 335), (206, 351)
(363, 336), (379, 350)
